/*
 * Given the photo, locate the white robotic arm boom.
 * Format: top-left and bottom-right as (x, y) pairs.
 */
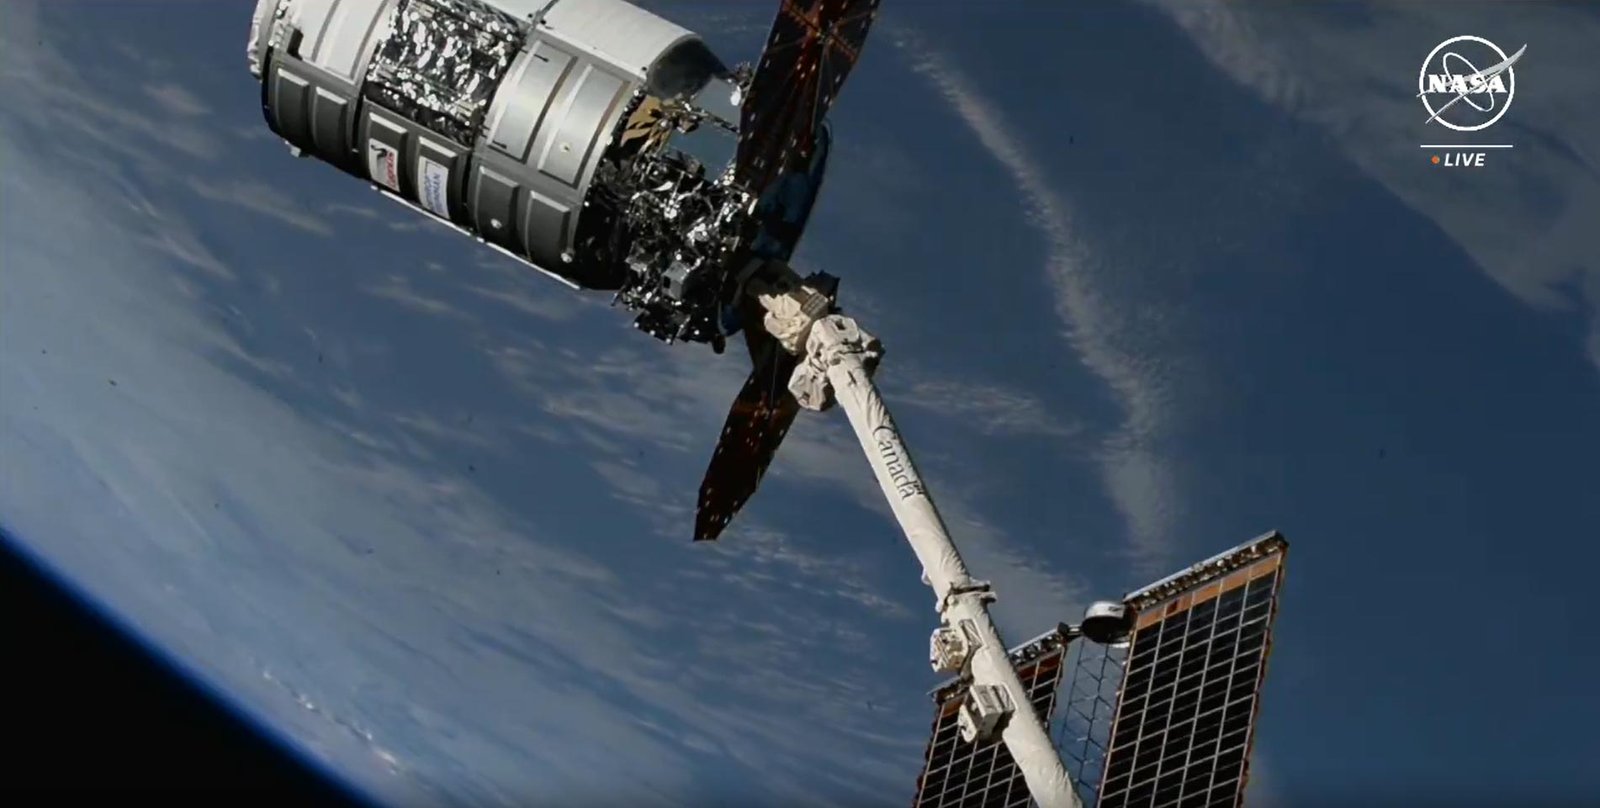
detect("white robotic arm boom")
(755, 263), (1082, 808)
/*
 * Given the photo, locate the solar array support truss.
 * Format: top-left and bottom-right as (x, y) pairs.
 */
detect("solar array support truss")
(1055, 632), (1130, 806)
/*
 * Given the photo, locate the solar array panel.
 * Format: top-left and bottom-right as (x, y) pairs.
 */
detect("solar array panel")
(1096, 533), (1288, 808)
(913, 633), (1069, 808)
(735, 0), (882, 194)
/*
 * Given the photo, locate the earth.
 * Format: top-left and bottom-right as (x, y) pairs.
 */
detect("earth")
(2, 1), (1597, 805)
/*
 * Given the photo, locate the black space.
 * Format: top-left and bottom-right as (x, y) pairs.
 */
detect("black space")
(0, 530), (371, 804)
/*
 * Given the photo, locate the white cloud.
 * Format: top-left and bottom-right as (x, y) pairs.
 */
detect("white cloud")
(891, 30), (1188, 572)
(140, 226), (237, 281)
(2, 14), (939, 804)
(324, 202), (386, 220)
(1243, 753), (1286, 808)
(364, 274), (475, 321)
(2, 132), (927, 803)
(463, 283), (580, 322)
(892, 376), (1084, 439)
(1, 2), (329, 243)
(483, 323), (1093, 633)
(0, 12), (222, 165)
(143, 81), (210, 117)
(188, 177), (336, 236)
(0, 9), (1151, 804)
(1143, 0), (1600, 373)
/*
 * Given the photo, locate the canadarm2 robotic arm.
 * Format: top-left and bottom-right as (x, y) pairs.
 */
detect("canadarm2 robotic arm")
(753, 262), (1082, 808)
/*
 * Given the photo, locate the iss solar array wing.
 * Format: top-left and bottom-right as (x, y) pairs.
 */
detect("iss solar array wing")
(911, 632), (1070, 808)
(1095, 533), (1290, 808)
(734, 0), (882, 195)
(692, 0), (878, 542)
(693, 269), (840, 542)
(693, 321), (802, 542)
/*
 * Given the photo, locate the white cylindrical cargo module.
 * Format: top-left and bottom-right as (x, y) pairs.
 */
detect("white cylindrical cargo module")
(245, 0), (744, 293)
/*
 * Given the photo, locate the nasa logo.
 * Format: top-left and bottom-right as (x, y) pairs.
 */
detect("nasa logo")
(1417, 35), (1525, 132)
